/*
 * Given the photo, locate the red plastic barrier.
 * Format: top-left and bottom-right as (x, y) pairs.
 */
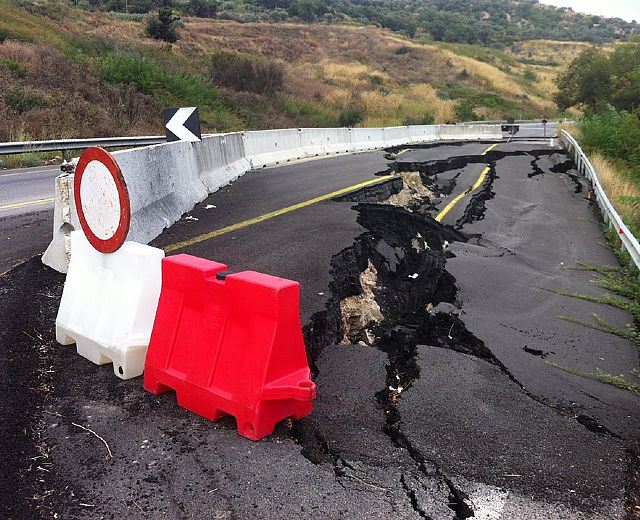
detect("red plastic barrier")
(144, 254), (316, 441)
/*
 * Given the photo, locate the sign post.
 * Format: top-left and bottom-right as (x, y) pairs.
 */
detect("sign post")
(74, 146), (131, 254)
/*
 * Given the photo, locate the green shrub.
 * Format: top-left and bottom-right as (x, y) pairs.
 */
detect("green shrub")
(146, 7), (180, 43)
(110, 12), (145, 21)
(394, 45), (411, 55)
(210, 51), (284, 94)
(98, 51), (222, 112)
(187, 0), (217, 18)
(99, 52), (164, 94)
(454, 100), (479, 122)
(457, 68), (470, 80)
(580, 108), (640, 181)
(62, 34), (119, 61)
(369, 74), (384, 87)
(404, 113), (435, 126)
(523, 68), (537, 83)
(6, 89), (50, 113)
(338, 106), (364, 127)
(0, 28), (9, 43)
(3, 58), (27, 77)
(278, 94), (337, 126)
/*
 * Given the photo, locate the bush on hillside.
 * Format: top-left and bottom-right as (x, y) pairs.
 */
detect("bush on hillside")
(453, 100), (479, 122)
(187, 0), (217, 18)
(210, 51), (284, 94)
(580, 109), (640, 182)
(145, 6), (180, 43)
(6, 88), (51, 113)
(338, 106), (364, 127)
(404, 113), (435, 125)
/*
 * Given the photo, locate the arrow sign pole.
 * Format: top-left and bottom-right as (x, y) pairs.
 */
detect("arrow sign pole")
(163, 107), (202, 142)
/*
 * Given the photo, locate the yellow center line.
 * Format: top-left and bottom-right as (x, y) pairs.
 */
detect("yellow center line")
(164, 175), (396, 253)
(435, 166), (490, 222)
(434, 143), (498, 222)
(0, 198), (55, 211)
(483, 143), (499, 155)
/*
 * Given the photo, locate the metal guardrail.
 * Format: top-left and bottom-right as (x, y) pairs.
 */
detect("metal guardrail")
(560, 130), (640, 270)
(0, 136), (167, 155)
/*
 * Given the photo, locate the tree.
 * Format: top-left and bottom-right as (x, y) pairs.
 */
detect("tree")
(287, 0), (328, 22)
(609, 39), (640, 111)
(553, 47), (612, 111)
(554, 39), (640, 112)
(188, 0), (217, 18)
(146, 3), (180, 43)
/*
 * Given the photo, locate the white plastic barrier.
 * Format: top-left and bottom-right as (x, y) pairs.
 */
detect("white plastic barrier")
(243, 129), (305, 168)
(194, 132), (250, 192)
(383, 126), (412, 147)
(56, 231), (164, 379)
(408, 125), (440, 144)
(350, 127), (386, 150)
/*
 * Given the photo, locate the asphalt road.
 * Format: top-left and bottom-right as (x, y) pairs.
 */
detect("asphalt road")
(1, 132), (639, 519)
(0, 164), (58, 272)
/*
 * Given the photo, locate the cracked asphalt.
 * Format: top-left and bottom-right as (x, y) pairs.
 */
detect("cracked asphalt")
(1, 133), (639, 519)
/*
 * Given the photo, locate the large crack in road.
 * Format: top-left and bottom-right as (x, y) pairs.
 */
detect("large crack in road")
(295, 144), (638, 518)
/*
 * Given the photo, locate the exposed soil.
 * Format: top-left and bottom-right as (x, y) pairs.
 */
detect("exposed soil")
(0, 259), (64, 518)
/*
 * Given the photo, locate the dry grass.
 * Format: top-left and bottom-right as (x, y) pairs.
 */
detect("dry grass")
(177, 18), (561, 120)
(0, 0), (576, 136)
(505, 39), (600, 105)
(591, 153), (640, 227)
(509, 39), (595, 65)
(0, 1), (68, 46)
(556, 120), (580, 137)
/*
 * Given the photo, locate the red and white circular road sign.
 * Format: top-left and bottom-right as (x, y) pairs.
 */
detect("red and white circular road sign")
(74, 147), (130, 254)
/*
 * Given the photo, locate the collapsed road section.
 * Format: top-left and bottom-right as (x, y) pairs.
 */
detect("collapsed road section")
(1, 139), (638, 519)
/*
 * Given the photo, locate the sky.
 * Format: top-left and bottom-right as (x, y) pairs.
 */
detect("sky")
(539, 0), (640, 22)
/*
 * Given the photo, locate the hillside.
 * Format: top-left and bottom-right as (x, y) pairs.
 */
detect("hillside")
(76, 0), (638, 45)
(0, 0), (584, 149)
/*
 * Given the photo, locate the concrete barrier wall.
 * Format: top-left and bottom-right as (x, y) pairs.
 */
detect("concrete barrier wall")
(350, 128), (386, 150)
(42, 173), (81, 272)
(408, 125), (440, 144)
(243, 129), (304, 168)
(439, 124), (502, 140)
(43, 123), (502, 273)
(194, 132), (250, 192)
(114, 141), (208, 245)
(301, 128), (354, 155)
(383, 126), (412, 147)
